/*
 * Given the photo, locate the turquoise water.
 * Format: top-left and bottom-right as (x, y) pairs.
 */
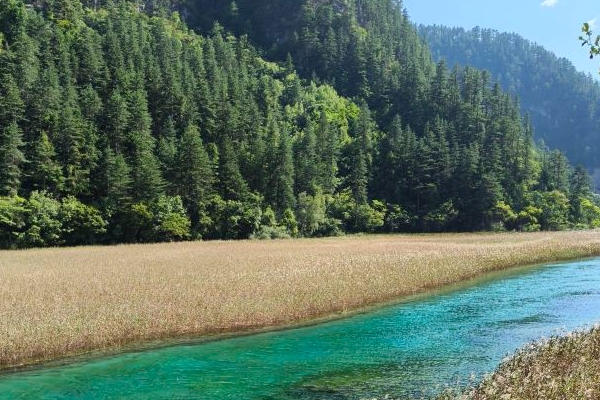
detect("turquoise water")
(2, 259), (600, 399)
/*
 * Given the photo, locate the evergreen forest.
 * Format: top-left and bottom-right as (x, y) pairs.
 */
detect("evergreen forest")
(0, 0), (599, 249)
(419, 25), (600, 185)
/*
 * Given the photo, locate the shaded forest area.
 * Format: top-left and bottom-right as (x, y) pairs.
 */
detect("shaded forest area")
(0, 0), (599, 248)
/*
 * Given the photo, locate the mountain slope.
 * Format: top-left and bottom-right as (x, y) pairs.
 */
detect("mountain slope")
(0, 0), (598, 249)
(185, 0), (435, 129)
(419, 25), (600, 185)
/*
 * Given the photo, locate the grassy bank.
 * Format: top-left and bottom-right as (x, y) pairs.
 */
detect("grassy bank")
(437, 326), (600, 400)
(1, 231), (600, 370)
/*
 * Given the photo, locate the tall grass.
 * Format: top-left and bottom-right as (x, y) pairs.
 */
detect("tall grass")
(436, 326), (600, 400)
(1, 231), (600, 370)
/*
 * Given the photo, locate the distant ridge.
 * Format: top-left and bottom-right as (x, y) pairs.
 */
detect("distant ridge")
(419, 25), (600, 186)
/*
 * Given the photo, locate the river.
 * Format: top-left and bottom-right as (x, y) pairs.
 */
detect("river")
(2, 258), (600, 399)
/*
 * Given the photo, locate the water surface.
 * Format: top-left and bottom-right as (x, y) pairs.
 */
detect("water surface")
(2, 258), (600, 399)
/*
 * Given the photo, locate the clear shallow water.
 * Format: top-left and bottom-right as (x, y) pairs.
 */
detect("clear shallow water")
(3, 259), (600, 399)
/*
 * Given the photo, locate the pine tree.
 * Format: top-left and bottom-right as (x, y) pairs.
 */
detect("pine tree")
(56, 85), (90, 196)
(0, 73), (24, 127)
(569, 164), (593, 223)
(105, 89), (130, 153)
(0, 121), (25, 196)
(129, 129), (164, 203)
(156, 117), (178, 194)
(105, 149), (132, 210)
(176, 123), (214, 225)
(348, 143), (368, 205)
(217, 135), (248, 201)
(294, 120), (319, 195)
(315, 111), (339, 194)
(539, 149), (570, 194)
(373, 115), (402, 204)
(265, 123), (295, 214)
(26, 65), (62, 144)
(347, 102), (374, 205)
(27, 130), (63, 193)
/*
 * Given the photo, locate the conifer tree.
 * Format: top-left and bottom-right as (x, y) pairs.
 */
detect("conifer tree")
(105, 149), (132, 209)
(315, 111), (339, 195)
(217, 135), (248, 201)
(0, 121), (25, 196)
(129, 129), (164, 203)
(0, 73), (24, 127)
(176, 123), (214, 225)
(265, 123), (295, 214)
(293, 120), (319, 195)
(27, 131), (63, 194)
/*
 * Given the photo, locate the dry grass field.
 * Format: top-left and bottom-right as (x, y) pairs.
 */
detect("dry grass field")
(1, 231), (600, 370)
(438, 326), (600, 400)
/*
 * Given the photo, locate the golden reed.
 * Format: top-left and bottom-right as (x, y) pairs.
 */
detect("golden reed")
(1, 231), (599, 370)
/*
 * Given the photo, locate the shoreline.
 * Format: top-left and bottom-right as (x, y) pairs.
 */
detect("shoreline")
(2, 231), (600, 372)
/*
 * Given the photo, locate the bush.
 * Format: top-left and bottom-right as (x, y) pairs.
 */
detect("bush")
(151, 195), (191, 242)
(59, 196), (107, 246)
(260, 206), (277, 228)
(117, 203), (154, 243)
(251, 225), (291, 240)
(579, 198), (600, 228)
(423, 201), (458, 232)
(281, 208), (299, 237)
(203, 193), (262, 240)
(19, 191), (62, 247)
(351, 201), (386, 232)
(513, 205), (542, 232)
(384, 203), (414, 232)
(0, 195), (26, 249)
(492, 201), (517, 231)
(531, 190), (570, 231)
(112, 197), (192, 243)
(252, 206), (298, 240)
(295, 191), (329, 237)
(327, 189), (386, 233)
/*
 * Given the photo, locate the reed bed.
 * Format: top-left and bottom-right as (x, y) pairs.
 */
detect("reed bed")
(1, 231), (600, 370)
(438, 326), (600, 400)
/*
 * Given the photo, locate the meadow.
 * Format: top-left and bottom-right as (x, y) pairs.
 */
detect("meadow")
(436, 326), (600, 400)
(469, 326), (600, 400)
(2, 231), (600, 370)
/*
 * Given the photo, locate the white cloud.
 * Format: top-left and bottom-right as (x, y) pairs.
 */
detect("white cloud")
(540, 0), (558, 7)
(589, 18), (598, 30)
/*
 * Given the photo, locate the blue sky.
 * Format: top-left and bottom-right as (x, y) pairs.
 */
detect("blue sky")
(402, 0), (600, 77)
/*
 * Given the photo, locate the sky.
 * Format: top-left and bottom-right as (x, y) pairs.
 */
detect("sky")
(402, 0), (600, 77)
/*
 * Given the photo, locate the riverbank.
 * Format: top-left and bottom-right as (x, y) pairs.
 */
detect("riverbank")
(437, 326), (600, 400)
(2, 231), (600, 371)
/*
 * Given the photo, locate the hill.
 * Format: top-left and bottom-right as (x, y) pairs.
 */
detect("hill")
(419, 25), (600, 186)
(0, 0), (598, 249)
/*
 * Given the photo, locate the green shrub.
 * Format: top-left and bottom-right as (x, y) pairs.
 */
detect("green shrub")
(423, 201), (458, 232)
(59, 196), (107, 246)
(150, 195), (191, 242)
(19, 191), (62, 247)
(0, 195), (26, 249)
(384, 203), (414, 232)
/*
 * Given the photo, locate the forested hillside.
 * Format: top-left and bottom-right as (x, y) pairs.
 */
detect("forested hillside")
(419, 25), (600, 185)
(0, 0), (598, 249)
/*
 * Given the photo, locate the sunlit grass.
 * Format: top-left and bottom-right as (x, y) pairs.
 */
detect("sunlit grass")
(1, 231), (600, 370)
(436, 326), (600, 400)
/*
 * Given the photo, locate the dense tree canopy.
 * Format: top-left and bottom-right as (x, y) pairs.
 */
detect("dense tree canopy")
(0, 0), (597, 249)
(419, 25), (600, 187)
